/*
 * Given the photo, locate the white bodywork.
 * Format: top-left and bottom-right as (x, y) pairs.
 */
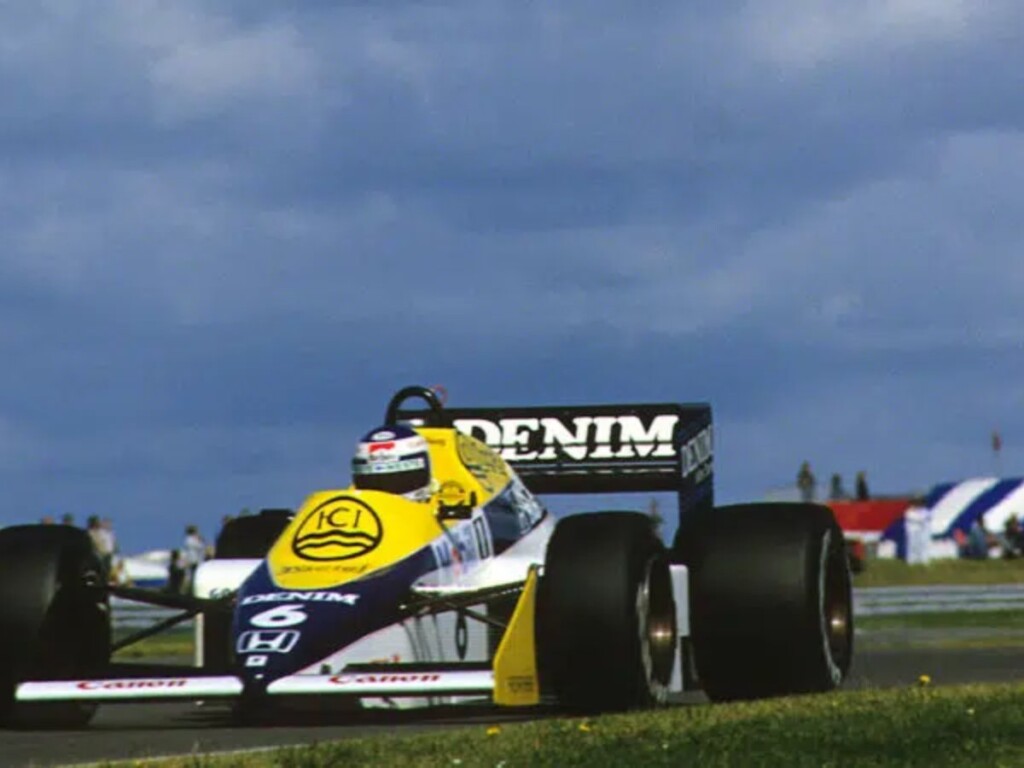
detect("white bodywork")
(27, 510), (697, 708)
(18, 677), (244, 702)
(412, 514), (555, 596)
(193, 558), (262, 600)
(191, 557), (262, 668)
(189, 514), (560, 679)
(17, 557), (694, 706)
(278, 514), (557, 708)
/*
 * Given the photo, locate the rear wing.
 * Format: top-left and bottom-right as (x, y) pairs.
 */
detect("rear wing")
(398, 402), (714, 521)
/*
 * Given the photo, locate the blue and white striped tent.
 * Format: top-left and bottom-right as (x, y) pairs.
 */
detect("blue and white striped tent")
(883, 477), (1024, 549)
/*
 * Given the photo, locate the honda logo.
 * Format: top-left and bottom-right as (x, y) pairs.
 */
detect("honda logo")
(236, 630), (300, 654)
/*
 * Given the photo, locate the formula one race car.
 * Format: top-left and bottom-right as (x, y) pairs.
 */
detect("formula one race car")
(0, 386), (852, 727)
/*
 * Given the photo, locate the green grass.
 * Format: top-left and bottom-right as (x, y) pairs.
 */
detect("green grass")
(855, 609), (1024, 650)
(848, 559), (1024, 648)
(859, 610), (1024, 632)
(110, 683), (1024, 767)
(854, 558), (1024, 587)
(112, 627), (193, 660)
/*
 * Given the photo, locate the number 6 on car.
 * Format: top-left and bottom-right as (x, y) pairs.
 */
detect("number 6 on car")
(250, 605), (307, 629)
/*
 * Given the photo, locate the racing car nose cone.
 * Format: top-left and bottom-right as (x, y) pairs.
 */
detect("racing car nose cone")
(291, 496), (384, 561)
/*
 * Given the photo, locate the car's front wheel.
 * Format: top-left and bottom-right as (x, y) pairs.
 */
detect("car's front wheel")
(0, 525), (110, 728)
(538, 512), (676, 711)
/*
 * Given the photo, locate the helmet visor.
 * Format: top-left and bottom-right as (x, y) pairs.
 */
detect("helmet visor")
(352, 453), (430, 496)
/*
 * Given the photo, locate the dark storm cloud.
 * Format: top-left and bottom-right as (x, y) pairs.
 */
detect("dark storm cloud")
(2, 2), (1024, 548)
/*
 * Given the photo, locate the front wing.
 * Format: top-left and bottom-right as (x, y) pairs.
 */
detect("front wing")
(16, 567), (541, 707)
(17, 669), (495, 703)
(17, 566), (691, 708)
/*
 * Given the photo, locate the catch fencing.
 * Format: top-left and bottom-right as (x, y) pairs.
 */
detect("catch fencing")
(111, 586), (1024, 629)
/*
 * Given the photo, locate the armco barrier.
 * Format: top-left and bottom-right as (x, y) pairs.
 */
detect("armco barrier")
(853, 584), (1024, 616)
(111, 586), (1024, 629)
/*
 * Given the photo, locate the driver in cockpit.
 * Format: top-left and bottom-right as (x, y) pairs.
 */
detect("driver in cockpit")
(351, 425), (435, 502)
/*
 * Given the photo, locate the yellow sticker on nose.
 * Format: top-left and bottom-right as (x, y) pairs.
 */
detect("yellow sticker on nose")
(291, 496), (383, 561)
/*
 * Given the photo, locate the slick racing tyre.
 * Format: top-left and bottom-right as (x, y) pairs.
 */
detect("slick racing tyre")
(0, 525), (111, 728)
(539, 512), (676, 711)
(213, 509), (294, 559)
(677, 503), (853, 701)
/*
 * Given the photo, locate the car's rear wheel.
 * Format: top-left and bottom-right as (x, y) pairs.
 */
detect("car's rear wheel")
(538, 512), (676, 711)
(677, 502), (853, 701)
(0, 525), (111, 728)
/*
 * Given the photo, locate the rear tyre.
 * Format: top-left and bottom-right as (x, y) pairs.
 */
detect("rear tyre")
(677, 503), (852, 701)
(0, 525), (111, 728)
(538, 513), (676, 711)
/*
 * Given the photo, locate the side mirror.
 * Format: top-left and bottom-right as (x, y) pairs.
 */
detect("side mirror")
(437, 492), (477, 521)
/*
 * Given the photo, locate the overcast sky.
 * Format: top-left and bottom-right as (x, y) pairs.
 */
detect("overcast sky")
(3, 2), (1023, 552)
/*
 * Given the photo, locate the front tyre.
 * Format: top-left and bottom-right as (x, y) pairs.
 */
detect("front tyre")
(0, 525), (111, 728)
(539, 512), (676, 711)
(213, 509), (293, 560)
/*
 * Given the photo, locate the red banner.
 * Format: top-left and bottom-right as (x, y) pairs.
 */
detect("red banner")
(826, 499), (913, 535)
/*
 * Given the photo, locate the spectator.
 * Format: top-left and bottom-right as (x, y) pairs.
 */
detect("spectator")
(182, 524), (206, 593)
(60, 513), (75, 526)
(100, 518), (118, 557)
(1002, 515), (1023, 559)
(829, 473), (849, 500)
(797, 461), (817, 502)
(108, 557), (130, 586)
(855, 471), (871, 501)
(100, 518), (120, 584)
(904, 497), (933, 565)
(87, 515), (114, 578)
(166, 549), (187, 594)
(963, 517), (996, 559)
(40, 515), (55, 525)
(953, 526), (968, 554)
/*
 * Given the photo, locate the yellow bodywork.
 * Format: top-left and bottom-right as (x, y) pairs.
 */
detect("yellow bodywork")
(263, 425), (541, 705)
(493, 565), (541, 706)
(266, 428), (509, 591)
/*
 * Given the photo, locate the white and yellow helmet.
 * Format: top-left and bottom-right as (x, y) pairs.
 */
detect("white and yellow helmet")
(351, 425), (433, 501)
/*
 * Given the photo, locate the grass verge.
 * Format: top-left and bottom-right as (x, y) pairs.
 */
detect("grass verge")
(854, 558), (1024, 587)
(113, 683), (1024, 768)
(858, 610), (1024, 632)
(856, 609), (1024, 650)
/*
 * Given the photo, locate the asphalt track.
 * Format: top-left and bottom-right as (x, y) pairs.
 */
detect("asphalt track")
(3, 645), (1023, 768)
